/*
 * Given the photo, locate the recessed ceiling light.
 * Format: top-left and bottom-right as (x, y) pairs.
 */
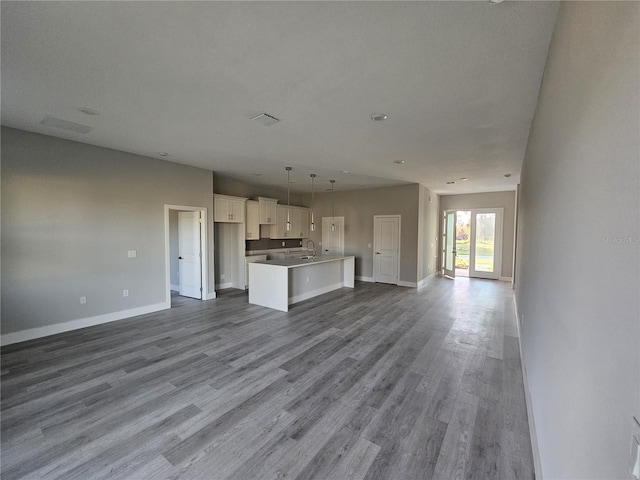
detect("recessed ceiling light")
(446, 181), (456, 184)
(504, 173), (512, 178)
(460, 177), (468, 181)
(341, 170), (350, 174)
(489, 0), (505, 4)
(371, 113), (388, 122)
(78, 107), (100, 116)
(253, 173), (262, 176)
(159, 152), (169, 157)
(393, 160), (405, 165)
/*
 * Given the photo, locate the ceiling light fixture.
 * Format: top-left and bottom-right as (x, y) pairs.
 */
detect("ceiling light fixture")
(460, 177), (468, 181)
(159, 152), (169, 157)
(330, 180), (336, 232)
(370, 113), (388, 122)
(446, 181), (456, 184)
(504, 173), (512, 178)
(489, 0), (505, 4)
(285, 167), (292, 232)
(393, 160), (405, 165)
(310, 174), (316, 232)
(341, 170), (349, 174)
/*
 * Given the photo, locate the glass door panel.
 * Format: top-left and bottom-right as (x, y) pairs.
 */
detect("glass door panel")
(474, 213), (496, 273)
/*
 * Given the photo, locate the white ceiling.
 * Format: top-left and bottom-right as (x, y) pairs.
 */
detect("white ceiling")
(1, 1), (559, 194)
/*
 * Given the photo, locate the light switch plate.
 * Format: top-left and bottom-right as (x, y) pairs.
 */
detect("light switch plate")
(128, 250), (137, 258)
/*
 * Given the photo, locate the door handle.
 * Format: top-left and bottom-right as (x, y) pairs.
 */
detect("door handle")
(179, 256), (184, 259)
(324, 249), (329, 252)
(376, 252), (381, 254)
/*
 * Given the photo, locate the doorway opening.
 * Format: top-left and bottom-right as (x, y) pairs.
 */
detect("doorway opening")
(164, 205), (208, 307)
(442, 208), (503, 280)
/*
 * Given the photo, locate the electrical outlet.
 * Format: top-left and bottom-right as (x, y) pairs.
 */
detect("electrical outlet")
(221, 273), (225, 280)
(80, 296), (87, 304)
(282, 241), (285, 246)
(128, 250), (137, 258)
(306, 276), (310, 283)
(123, 289), (129, 297)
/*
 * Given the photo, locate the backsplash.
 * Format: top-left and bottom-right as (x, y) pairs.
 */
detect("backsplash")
(246, 238), (303, 251)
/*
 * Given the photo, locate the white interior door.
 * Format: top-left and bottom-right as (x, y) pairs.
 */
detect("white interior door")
(373, 215), (400, 284)
(178, 211), (202, 299)
(321, 217), (344, 255)
(443, 210), (456, 279)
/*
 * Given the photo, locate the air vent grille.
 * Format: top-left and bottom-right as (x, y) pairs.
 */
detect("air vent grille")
(40, 116), (93, 134)
(250, 113), (280, 126)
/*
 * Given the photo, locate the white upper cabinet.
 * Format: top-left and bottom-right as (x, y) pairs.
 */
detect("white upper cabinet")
(258, 197), (278, 225)
(269, 205), (310, 239)
(214, 194), (247, 223)
(245, 201), (260, 239)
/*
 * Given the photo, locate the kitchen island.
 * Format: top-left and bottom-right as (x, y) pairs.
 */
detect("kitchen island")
(248, 255), (355, 312)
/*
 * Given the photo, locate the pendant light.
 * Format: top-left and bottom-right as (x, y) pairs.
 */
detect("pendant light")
(330, 179), (336, 232)
(285, 167), (292, 231)
(309, 174), (316, 232)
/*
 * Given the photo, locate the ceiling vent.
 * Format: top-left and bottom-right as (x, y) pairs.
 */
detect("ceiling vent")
(250, 113), (280, 126)
(40, 115), (93, 134)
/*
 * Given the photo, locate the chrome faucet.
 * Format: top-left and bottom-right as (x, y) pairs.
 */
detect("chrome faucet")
(306, 240), (316, 256)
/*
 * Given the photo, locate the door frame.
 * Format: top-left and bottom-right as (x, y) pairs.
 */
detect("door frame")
(442, 210), (456, 279)
(441, 207), (503, 280)
(164, 205), (208, 305)
(373, 215), (401, 285)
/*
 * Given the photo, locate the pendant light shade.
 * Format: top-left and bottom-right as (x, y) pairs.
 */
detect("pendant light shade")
(310, 174), (316, 232)
(285, 167), (292, 232)
(330, 179), (336, 231)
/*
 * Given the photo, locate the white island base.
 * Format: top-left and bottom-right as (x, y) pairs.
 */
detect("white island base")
(248, 255), (355, 312)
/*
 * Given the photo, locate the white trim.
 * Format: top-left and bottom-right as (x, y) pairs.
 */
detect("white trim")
(170, 284), (179, 291)
(165, 205), (208, 305)
(205, 291), (217, 300)
(289, 282), (343, 305)
(215, 282), (233, 290)
(397, 280), (417, 288)
(1, 302), (169, 346)
(355, 275), (375, 283)
(513, 295), (542, 478)
(499, 276), (513, 282)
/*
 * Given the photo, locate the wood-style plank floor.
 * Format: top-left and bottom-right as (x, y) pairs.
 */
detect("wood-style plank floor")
(1, 278), (534, 480)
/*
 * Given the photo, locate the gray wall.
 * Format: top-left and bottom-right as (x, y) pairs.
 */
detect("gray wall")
(302, 184), (420, 284)
(1, 127), (215, 335)
(440, 191), (516, 278)
(515, 2), (639, 478)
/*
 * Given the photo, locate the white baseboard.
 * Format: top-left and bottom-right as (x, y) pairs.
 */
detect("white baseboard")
(171, 284), (179, 291)
(513, 295), (542, 478)
(417, 272), (437, 289)
(499, 276), (513, 282)
(1, 302), (170, 347)
(355, 275), (375, 283)
(215, 282), (233, 290)
(289, 282), (343, 305)
(205, 291), (217, 300)
(397, 280), (417, 288)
